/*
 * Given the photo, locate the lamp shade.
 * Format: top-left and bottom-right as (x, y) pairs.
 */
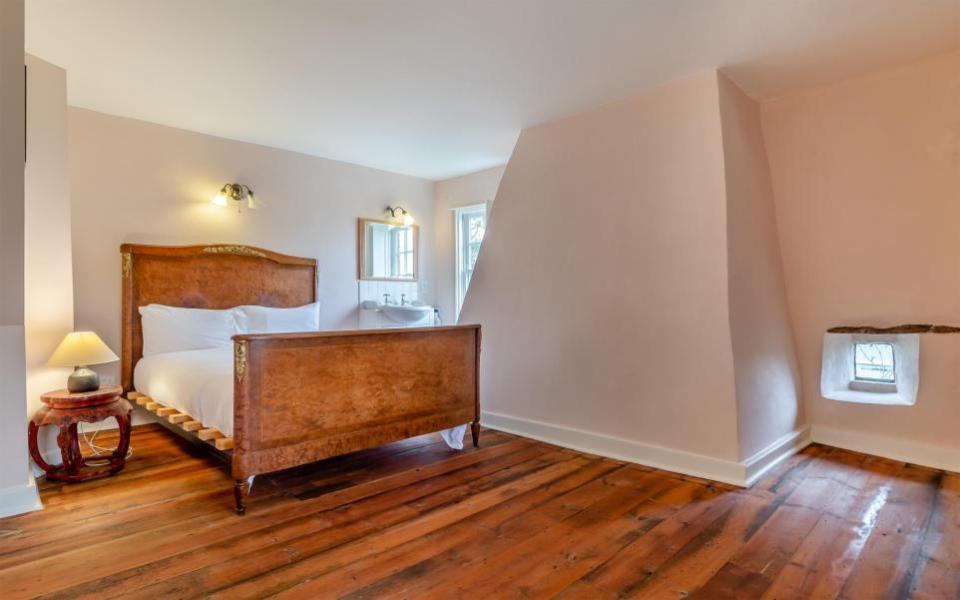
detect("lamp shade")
(46, 331), (119, 368)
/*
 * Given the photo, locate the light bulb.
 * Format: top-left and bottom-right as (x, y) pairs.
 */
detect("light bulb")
(212, 193), (229, 207)
(402, 213), (415, 226)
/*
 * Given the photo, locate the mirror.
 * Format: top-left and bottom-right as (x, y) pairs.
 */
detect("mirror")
(358, 218), (419, 280)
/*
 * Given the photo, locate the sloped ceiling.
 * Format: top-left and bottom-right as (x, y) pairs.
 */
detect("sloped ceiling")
(26, 0), (960, 179)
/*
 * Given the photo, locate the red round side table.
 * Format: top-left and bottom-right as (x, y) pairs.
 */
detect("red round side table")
(28, 385), (132, 482)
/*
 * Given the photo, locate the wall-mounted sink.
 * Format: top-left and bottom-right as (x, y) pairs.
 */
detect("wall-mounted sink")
(381, 304), (432, 324)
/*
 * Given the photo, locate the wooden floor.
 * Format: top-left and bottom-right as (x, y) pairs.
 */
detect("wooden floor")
(0, 424), (957, 599)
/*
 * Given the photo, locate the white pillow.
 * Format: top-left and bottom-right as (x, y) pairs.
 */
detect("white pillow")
(139, 304), (239, 357)
(234, 302), (320, 334)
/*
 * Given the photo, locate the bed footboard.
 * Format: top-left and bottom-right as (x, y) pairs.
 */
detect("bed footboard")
(231, 325), (480, 511)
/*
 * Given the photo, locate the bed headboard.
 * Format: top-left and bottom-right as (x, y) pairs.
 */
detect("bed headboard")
(120, 244), (317, 391)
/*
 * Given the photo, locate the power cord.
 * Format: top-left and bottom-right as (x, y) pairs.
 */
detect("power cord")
(78, 421), (134, 464)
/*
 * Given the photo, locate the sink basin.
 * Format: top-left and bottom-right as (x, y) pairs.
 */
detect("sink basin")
(381, 304), (433, 324)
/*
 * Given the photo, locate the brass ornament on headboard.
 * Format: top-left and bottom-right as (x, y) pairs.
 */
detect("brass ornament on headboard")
(203, 245), (267, 259)
(121, 252), (132, 279)
(235, 340), (248, 383)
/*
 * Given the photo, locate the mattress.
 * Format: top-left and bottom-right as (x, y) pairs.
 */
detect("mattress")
(133, 347), (468, 447)
(135, 347), (235, 435)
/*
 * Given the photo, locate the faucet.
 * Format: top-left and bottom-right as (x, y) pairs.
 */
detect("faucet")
(401, 293), (408, 306)
(382, 293), (392, 305)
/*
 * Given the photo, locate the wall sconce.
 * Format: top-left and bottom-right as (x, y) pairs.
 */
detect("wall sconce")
(385, 206), (415, 226)
(213, 183), (260, 211)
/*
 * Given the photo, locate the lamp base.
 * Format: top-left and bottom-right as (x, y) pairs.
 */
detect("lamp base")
(67, 366), (100, 393)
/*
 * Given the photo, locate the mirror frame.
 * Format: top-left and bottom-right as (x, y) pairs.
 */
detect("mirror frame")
(357, 218), (420, 281)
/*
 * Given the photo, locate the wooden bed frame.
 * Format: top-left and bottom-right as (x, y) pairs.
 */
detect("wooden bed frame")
(120, 243), (480, 513)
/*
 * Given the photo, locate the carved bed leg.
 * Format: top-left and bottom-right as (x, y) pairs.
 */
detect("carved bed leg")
(471, 421), (480, 448)
(234, 480), (249, 515)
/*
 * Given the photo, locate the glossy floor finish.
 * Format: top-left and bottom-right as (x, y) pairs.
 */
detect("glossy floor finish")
(0, 424), (957, 599)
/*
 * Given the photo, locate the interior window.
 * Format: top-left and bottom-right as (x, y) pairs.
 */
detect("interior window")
(854, 342), (895, 383)
(455, 204), (487, 321)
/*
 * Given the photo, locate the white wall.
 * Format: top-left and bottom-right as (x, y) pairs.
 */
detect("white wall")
(0, 0), (39, 518)
(459, 71), (809, 484)
(433, 166), (505, 325)
(461, 72), (743, 465)
(25, 54), (73, 459)
(717, 73), (803, 461)
(69, 108), (436, 384)
(762, 51), (960, 466)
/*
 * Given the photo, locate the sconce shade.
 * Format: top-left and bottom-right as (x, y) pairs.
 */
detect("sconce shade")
(385, 206), (415, 225)
(212, 183), (258, 209)
(46, 332), (119, 368)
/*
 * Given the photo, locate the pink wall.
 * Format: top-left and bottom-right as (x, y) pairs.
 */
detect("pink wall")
(717, 74), (803, 460)
(68, 108), (435, 384)
(25, 54), (74, 461)
(461, 72), (743, 461)
(433, 166), (505, 325)
(762, 51), (960, 452)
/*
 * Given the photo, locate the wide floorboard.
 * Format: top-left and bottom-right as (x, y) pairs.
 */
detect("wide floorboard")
(0, 423), (957, 599)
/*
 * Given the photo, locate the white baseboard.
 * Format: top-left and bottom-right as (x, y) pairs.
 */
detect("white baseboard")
(811, 425), (959, 473)
(742, 427), (812, 486)
(483, 411), (807, 487)
(0, 477), (43, 519)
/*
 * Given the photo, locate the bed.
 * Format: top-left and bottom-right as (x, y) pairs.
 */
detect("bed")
(120, 243), (481, 513)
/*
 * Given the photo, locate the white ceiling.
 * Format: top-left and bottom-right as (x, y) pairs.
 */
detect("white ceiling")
(26, 0), (959, 180)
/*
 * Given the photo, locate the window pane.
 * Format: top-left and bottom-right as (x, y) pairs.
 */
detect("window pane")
(854, 343), (895, 383)
(456, 205), (488, 320)
(468, 216), (485, 243)
(468, 243), (481, 271)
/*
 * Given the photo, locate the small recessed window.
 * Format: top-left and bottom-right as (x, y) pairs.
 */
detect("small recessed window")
(823, 333), (916, 405)
(854, 343), (895, 383)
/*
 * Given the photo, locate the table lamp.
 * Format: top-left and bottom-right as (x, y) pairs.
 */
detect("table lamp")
(46, 331), (119, 393)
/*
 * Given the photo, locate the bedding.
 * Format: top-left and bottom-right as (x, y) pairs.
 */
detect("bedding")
(235, 302), (320, 334)
(135, 347), (235, 434)
(139, 304), (237, 357)
(134, 347), (468, 448)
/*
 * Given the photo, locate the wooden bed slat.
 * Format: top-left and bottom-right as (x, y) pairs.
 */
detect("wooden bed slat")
(214, 438), (234, 451)
(132, 392), (218, 441)
(198, 429), (224, 441)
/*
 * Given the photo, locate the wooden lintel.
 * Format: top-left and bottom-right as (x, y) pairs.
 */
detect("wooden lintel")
(828, 324), (960, 334)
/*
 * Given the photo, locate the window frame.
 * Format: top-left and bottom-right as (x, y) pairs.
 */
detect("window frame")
(454, 203), (488, 322)
(852, 342), (896, 384)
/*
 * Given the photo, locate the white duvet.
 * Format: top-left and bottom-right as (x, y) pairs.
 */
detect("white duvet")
(134, 347), (468, 448)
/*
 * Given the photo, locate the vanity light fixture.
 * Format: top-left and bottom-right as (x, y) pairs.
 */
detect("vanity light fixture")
(213, 183), (260, 211)
(385, 206), (415, 226)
